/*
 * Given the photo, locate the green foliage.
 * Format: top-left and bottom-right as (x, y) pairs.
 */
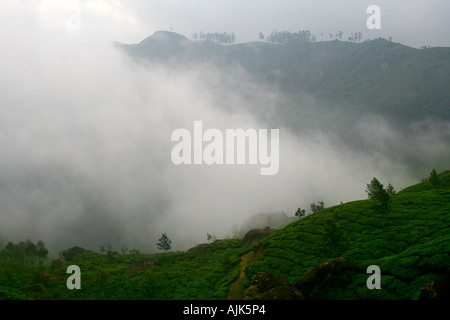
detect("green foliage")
(366, 177), (394, 217)
(1, 240), (48, 262)
(428, 169), (439, 186)
(130, 248), (140, 255)
(310, 201), (325, 214)
(194, 31), (236, 45)
(265, 29), (316, 44)
(295, 207), (306, 218)
(422, 168), (440, 188)
(320, 215), (348, 257)
(156, 233), (172, 253)
(0, 172), (448, 300)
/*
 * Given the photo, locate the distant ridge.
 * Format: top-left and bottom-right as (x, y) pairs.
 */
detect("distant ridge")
(117, 31), (450, 124)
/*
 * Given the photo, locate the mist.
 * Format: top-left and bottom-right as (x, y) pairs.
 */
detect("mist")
(0, 2), (448, 256)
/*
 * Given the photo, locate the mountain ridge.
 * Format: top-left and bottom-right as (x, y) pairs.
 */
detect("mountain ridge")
(117, 31), (450, 125)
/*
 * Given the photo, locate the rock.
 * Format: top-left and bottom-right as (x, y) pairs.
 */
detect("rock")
(241, 228), (275, 247)
(419, 282), (437, 300)
(295, 257), (356, 299)
(246, 272), (303, 300)
(419, 268), (450, 300)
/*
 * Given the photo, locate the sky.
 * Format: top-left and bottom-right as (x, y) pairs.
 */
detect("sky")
(10, 0), (450, 47)
(0, 1), (448, 254)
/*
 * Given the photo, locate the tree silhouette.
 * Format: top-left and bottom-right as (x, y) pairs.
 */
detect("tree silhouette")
(295, 207), (306, 218)
(428, 169), (439, 186)
(366, 177), (394, 217)
(321, 215), (347, 256)
(157, 233), (172, 253)
(36, 240), (48, 259)
(310, 201), (325, 214)
(259, 32), (265, 41)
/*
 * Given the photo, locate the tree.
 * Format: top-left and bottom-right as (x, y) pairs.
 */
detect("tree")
(321, 215), (347, 256)
(310, 201), (325, 214)
(130, 248), (140, 255)
(4, 241), (15, 259)
(366, 177), (393, 217)
(266, 29), (316, 45)
(295, 207), (306, 218)
(259, 32), (265, 41)
(207, 233), (212, 242)
(36, 240), (48, 259)
(25, 240), (37, 258)
(427, 168), (439, 186)
(197, 31), (235, 45)
(366, 177), (384, 199)
(386, 183), (396, 196)
(101, 244), (113, 254)
(157, 233), (172, 253)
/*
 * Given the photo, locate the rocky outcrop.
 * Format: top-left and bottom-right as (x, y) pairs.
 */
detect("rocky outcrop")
(241, 228), (275, 247)
(246, 272), (303, 300)
(419, 268), (450, 300)
(295, 257), (356, 299)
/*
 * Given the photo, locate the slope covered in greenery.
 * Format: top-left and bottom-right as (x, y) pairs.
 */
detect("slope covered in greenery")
(0, 171), (448, 300)
(244, 170), (450, 299)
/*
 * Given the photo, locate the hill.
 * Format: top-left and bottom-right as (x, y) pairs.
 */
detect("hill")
(118, 31), (450, 125)
(1, 170), (449, 300)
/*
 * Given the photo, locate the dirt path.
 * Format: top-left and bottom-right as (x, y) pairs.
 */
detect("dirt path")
(227, 247), (264, 300)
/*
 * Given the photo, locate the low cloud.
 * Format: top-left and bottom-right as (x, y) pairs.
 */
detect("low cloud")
(0, 3), (447, 255)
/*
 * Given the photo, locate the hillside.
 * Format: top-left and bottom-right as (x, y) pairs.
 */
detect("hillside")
(1, 170), (449, 300)
(118, 31), (450, 124)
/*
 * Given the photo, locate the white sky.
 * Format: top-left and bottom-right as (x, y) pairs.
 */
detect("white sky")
(8, 0), (450, 48)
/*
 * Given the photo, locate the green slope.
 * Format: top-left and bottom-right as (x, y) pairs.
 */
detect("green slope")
(0, 171), (449, 300)
(245, 170), (450, 299)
